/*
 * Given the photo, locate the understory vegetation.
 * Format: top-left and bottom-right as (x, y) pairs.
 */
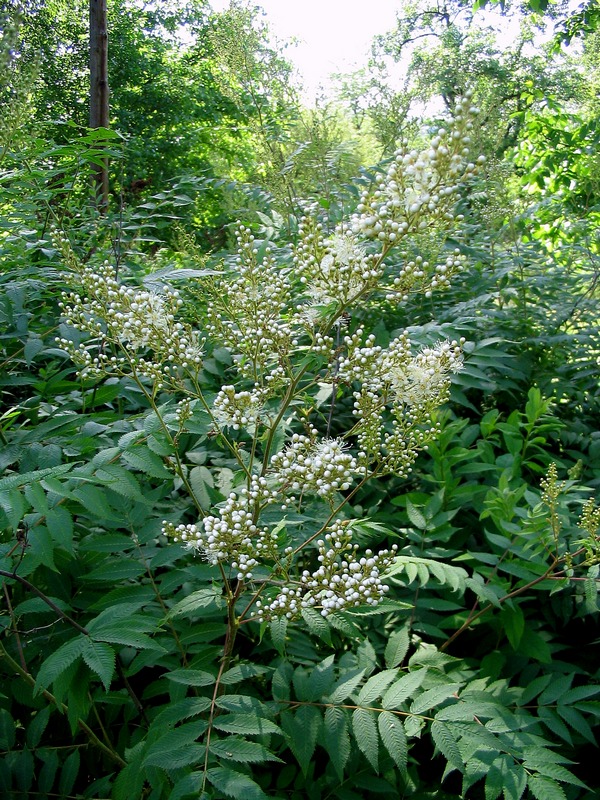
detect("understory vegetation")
(1, 1), (600, 798)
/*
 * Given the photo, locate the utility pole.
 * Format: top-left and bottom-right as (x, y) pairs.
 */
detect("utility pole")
(89, 0), (109, 209)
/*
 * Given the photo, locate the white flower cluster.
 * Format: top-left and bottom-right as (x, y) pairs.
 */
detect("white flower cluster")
(213, 384), (268, 430)
(352, 94), (483, 247)
(271, 433), (364, 499)
(337, 328), (464, 472)
(206, 227), (292, 378)
(253, 522), (397, 621)
(294, 221), (382, 307)
(389, 339), (464, 408)
(385, 250), (466, 302)
(57, 262), (202, 382)
(162, 477), (278, 580)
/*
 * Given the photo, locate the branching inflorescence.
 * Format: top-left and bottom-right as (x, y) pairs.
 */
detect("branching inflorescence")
(58, 95), (482, 621)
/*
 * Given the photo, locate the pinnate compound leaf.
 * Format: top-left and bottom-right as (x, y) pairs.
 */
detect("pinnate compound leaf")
(431, 720), (463, 771)
(324, 706), (351, 779)
(81, 639), (115, 691)
(281, 706), (321, 775)
(210, 737), (282, 764)
(205, 767), (269, 800)
(327, 668), (365, 703)
(378, 710), (407, 772)
(381, 668), (427, 709)
(527, 775), (567, 800)
(34, 636), (86, 694)
(357, 669), (399, 704)
(352, 708), (379, 772)
(384, 627), (410, 669)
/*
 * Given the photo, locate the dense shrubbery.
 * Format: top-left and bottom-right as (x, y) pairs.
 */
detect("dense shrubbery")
(1, 2), (600, 799)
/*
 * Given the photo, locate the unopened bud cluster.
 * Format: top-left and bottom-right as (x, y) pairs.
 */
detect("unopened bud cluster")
(352, 92), (484, 250)
(213, 384), (268, 430)
(206, 227), (292, 378)
(253, 522), (398, 620)
(271, 434), (365, 500)
(57, 262), (202, 382)
(162, 477), (278, 579)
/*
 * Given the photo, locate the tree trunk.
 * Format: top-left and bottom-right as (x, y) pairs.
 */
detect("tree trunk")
(89, 0), (109, 209)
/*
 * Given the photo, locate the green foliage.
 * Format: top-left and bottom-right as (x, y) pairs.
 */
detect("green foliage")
(1, 6), (600, 800)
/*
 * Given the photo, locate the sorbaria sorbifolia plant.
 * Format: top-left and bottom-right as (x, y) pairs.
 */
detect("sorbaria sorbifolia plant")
(52, 93), (526, 792)
(58, 94), (479, 624)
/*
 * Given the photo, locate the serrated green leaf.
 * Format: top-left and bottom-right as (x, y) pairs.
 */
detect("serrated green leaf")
(301, 607), (332, 643)
(352, 708), (379, 772)
(324, 706), (350, 779)
(213, 714), (282, 736)
(384, 627), (410, 669)
(406, 500), (427, 530)
(561, 685), (600, 704)
(0, 488), (26, 529)
(556, 704), (596, 743)
(143, 721), (207, 768)
(58, 750), (80, 796)
(143, 745), (205, 769)
(305, 655), (336, 701)
(538, 673), (573, 706)
(518, 674), (552, 705)
(281, 706), (321, 775)
(537, 707), (573, 745)
(167, 587), (224, 618)
(357, 669), (399, 704)
(270, 616), (287, 655)
(154, 697), (212, 725)
(527, 775), (567, 800)
(210, 737), (282, 764)
(327, 668), (365, 703)
(81, 639), (115, 691)
(0, 709), (16, 750)
(26, 706), (50, 749)
(410, 683), (460, 714)
(220, 663), (269, 685)
(431, 720), (463, 771)
(94, 464), (144, 499)
(45, 506), (74, 553)
(501, 605), (525, 650)
(165, 668), (215, 687)
(205, 766), (269, 800)
(34, 636), (86, 694)
(122, 447), (172, 479)
(485, 759), (504, 800)
(502, 761), (528, 800)
(530, 761), (588, 788)
(378, 710), (407, 772)
(381, 668), (427, 710)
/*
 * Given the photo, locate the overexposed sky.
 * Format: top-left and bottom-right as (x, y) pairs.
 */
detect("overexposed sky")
(209, 0), (400, 99)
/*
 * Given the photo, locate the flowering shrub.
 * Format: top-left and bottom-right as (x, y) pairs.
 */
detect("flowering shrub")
(56, 97), (479, 633)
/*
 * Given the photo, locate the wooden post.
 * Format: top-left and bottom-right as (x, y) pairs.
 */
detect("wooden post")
(89, 0), (109, 209)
